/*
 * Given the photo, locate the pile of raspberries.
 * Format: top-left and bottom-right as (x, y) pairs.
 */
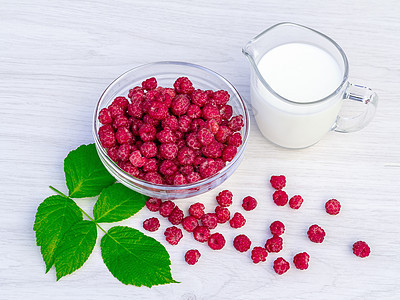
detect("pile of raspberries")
(143, 174), (370, 275)
(98, 76), (244, 185)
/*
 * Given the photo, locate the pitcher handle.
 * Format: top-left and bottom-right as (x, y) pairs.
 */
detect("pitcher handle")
(333, 83), (378, 133)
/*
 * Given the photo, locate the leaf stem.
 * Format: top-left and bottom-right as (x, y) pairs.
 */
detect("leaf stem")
(49, 185), (107, 235)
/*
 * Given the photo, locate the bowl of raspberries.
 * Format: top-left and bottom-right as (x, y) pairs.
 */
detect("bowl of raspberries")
(93, 61), (250, 199)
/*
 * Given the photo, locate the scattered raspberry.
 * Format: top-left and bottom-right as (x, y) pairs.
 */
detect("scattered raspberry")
(145, 197), (162, 212)
(325, 199), (341, 215)
(307, 224), (326, 243)
(142, 77), (157, 90)
(233, 234), (252, 252)
(242, 196), (257, 211)
(193, 226), (210, 243)
(216, 190), (233, 207)
(159, 200), (175, 217)
(143, 217), (160, 232)
(182, 216), (199, 232)
(168, 206), (184, 225)
(353, 241), (370, 258)
(98, 108), (113, 124)
(251, 247), (268, 263)
(99, 124), (116, 148)
(208, 233), (226, 250)
(185, 249), (201, 265)
(164, 226), (183, 245)
(293, 252), (310, 270)
(214, 206), (230, 223)
(289, 195), (303, 209)
(229, 212), (246, 229)
(270, 175), (286, 190)
(174, 77), (194, 94)
(270, 221), (285, 236)
(265, 235), (283, 253)
(273, 190), (289, 206)
(201, 213), (218, 230)
(273, 257), (290, 275)
(189, 202), (205, 219)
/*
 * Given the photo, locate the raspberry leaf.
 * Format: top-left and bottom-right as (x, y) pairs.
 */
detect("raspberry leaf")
(64, 144), (115, 198)
(33, 195), (83, 272)
(101, 226), (178, 287)
(93, 183), (148, 223)
(54, 220), (97, 280)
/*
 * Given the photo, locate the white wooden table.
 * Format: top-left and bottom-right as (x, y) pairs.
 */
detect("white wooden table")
(1, 1), (400, 299)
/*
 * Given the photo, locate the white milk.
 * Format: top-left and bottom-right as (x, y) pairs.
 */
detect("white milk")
(250, 43), (344, 148)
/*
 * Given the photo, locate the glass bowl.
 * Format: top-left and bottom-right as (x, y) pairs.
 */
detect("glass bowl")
(93, 61), (250, 200)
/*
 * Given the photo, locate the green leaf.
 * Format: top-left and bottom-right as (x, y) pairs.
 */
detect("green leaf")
(93, 183), (147, 223)
(33, 195), (83, 272)
(100, 226), (178, 287)
(54, 220), (97, 280)
(64, 144), (115, 198)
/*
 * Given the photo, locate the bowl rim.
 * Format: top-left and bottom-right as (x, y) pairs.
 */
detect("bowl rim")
(93, 61), (250, 191)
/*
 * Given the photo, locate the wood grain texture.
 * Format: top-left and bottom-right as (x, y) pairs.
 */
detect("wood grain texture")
(1, 0), (400, 299)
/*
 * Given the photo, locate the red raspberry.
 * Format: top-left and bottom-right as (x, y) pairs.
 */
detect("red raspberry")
(130, 118), (143, 136)
(144, 90), (160, 103)
(148, 101), (168, 120)
(273, 257), (290, 275)
(140, 142), (157, 158)
(127, 101), (143, 119)
(159, 143), (178, 160)
(144, 171), (163, 184)
(185, 249), (201, 265)
(233, 234), (252, 252)
(307, 224), (325, 243)
(112, 96), (129, 110)
(162, 115), (179, 131)
(205, 119), (219, 134)
(159, 160), (178, 176)
(228, 115), (244, 132)
(129, 150), (146, 168)
(159, 200), (175, 217)
(222, 145), (237, 162)
(353, 241), (370, 258)
(191, 89), (208, 106)
(208, 233), (226, 250)
(178, 115), (192, 132)
(289, 195), (304, 209)
(186, 132), (201, 150)
(273, 190), (288, 206)
(186, 172), (202, 183)
(179, 165), (194, 176)
(270, 175), (286, 190)
(142, 113), (160, 126)
(197, 128), (214, 146)
(160, 87), (176, 101)
(177, 147), (195, 165)
(214, 206), (230, 223)
(176, 139), (186, 149)
(145, 197), (162, 212)
(219, 104), (233, 120)
(212, 90), (230, 105)
(98, 108), (113, 124)
(156, 128), (176, 144)
(202, 104), (221, 120)
(128, 86), (144, 101)
(193, 226), (210, 243)
(168, 206), (184, 225)
(229, 212), (246, 229)
(251, 247), (268, 263)
(199, 158), (219, 178)
(116, 143), (132, 162)
(171, 94), (190, 116)
(173, 172), (188, 185)
(186, 104), (202, 119)
(119, 161), (139, 177)
(164, 226), (183, 245)
(115, 127), (133, 144)
(270, 221), (285, 236)
(193, 156), (206, 167)
(142, 158), (158, 172)
(139, 124), (157, 142)
(99, 124), (116, 148)
(112, 114), (130, 129)
(265, 235), (283, 253)
(182, 216), (199, 232)
(108, 103), (125, 118)
(190, 118), (206, 132)
(142, 77), (157, 90)
(216, 190), (233, 207)
(201, 141), (223, 158)
(325, 199), (341, 215)
(227, 132), (242, 147)
(242, 196), (257, 211)
(201, 213), (218, 230)
(214, 158), (226, 171)
(293, 252), (310, 270)
(215, 126), (232, 143)
(189, 202), (205, 219)
(174, 77), (194, 94)
(107, 146), (119, 162)
(143, 217), (160, 232)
